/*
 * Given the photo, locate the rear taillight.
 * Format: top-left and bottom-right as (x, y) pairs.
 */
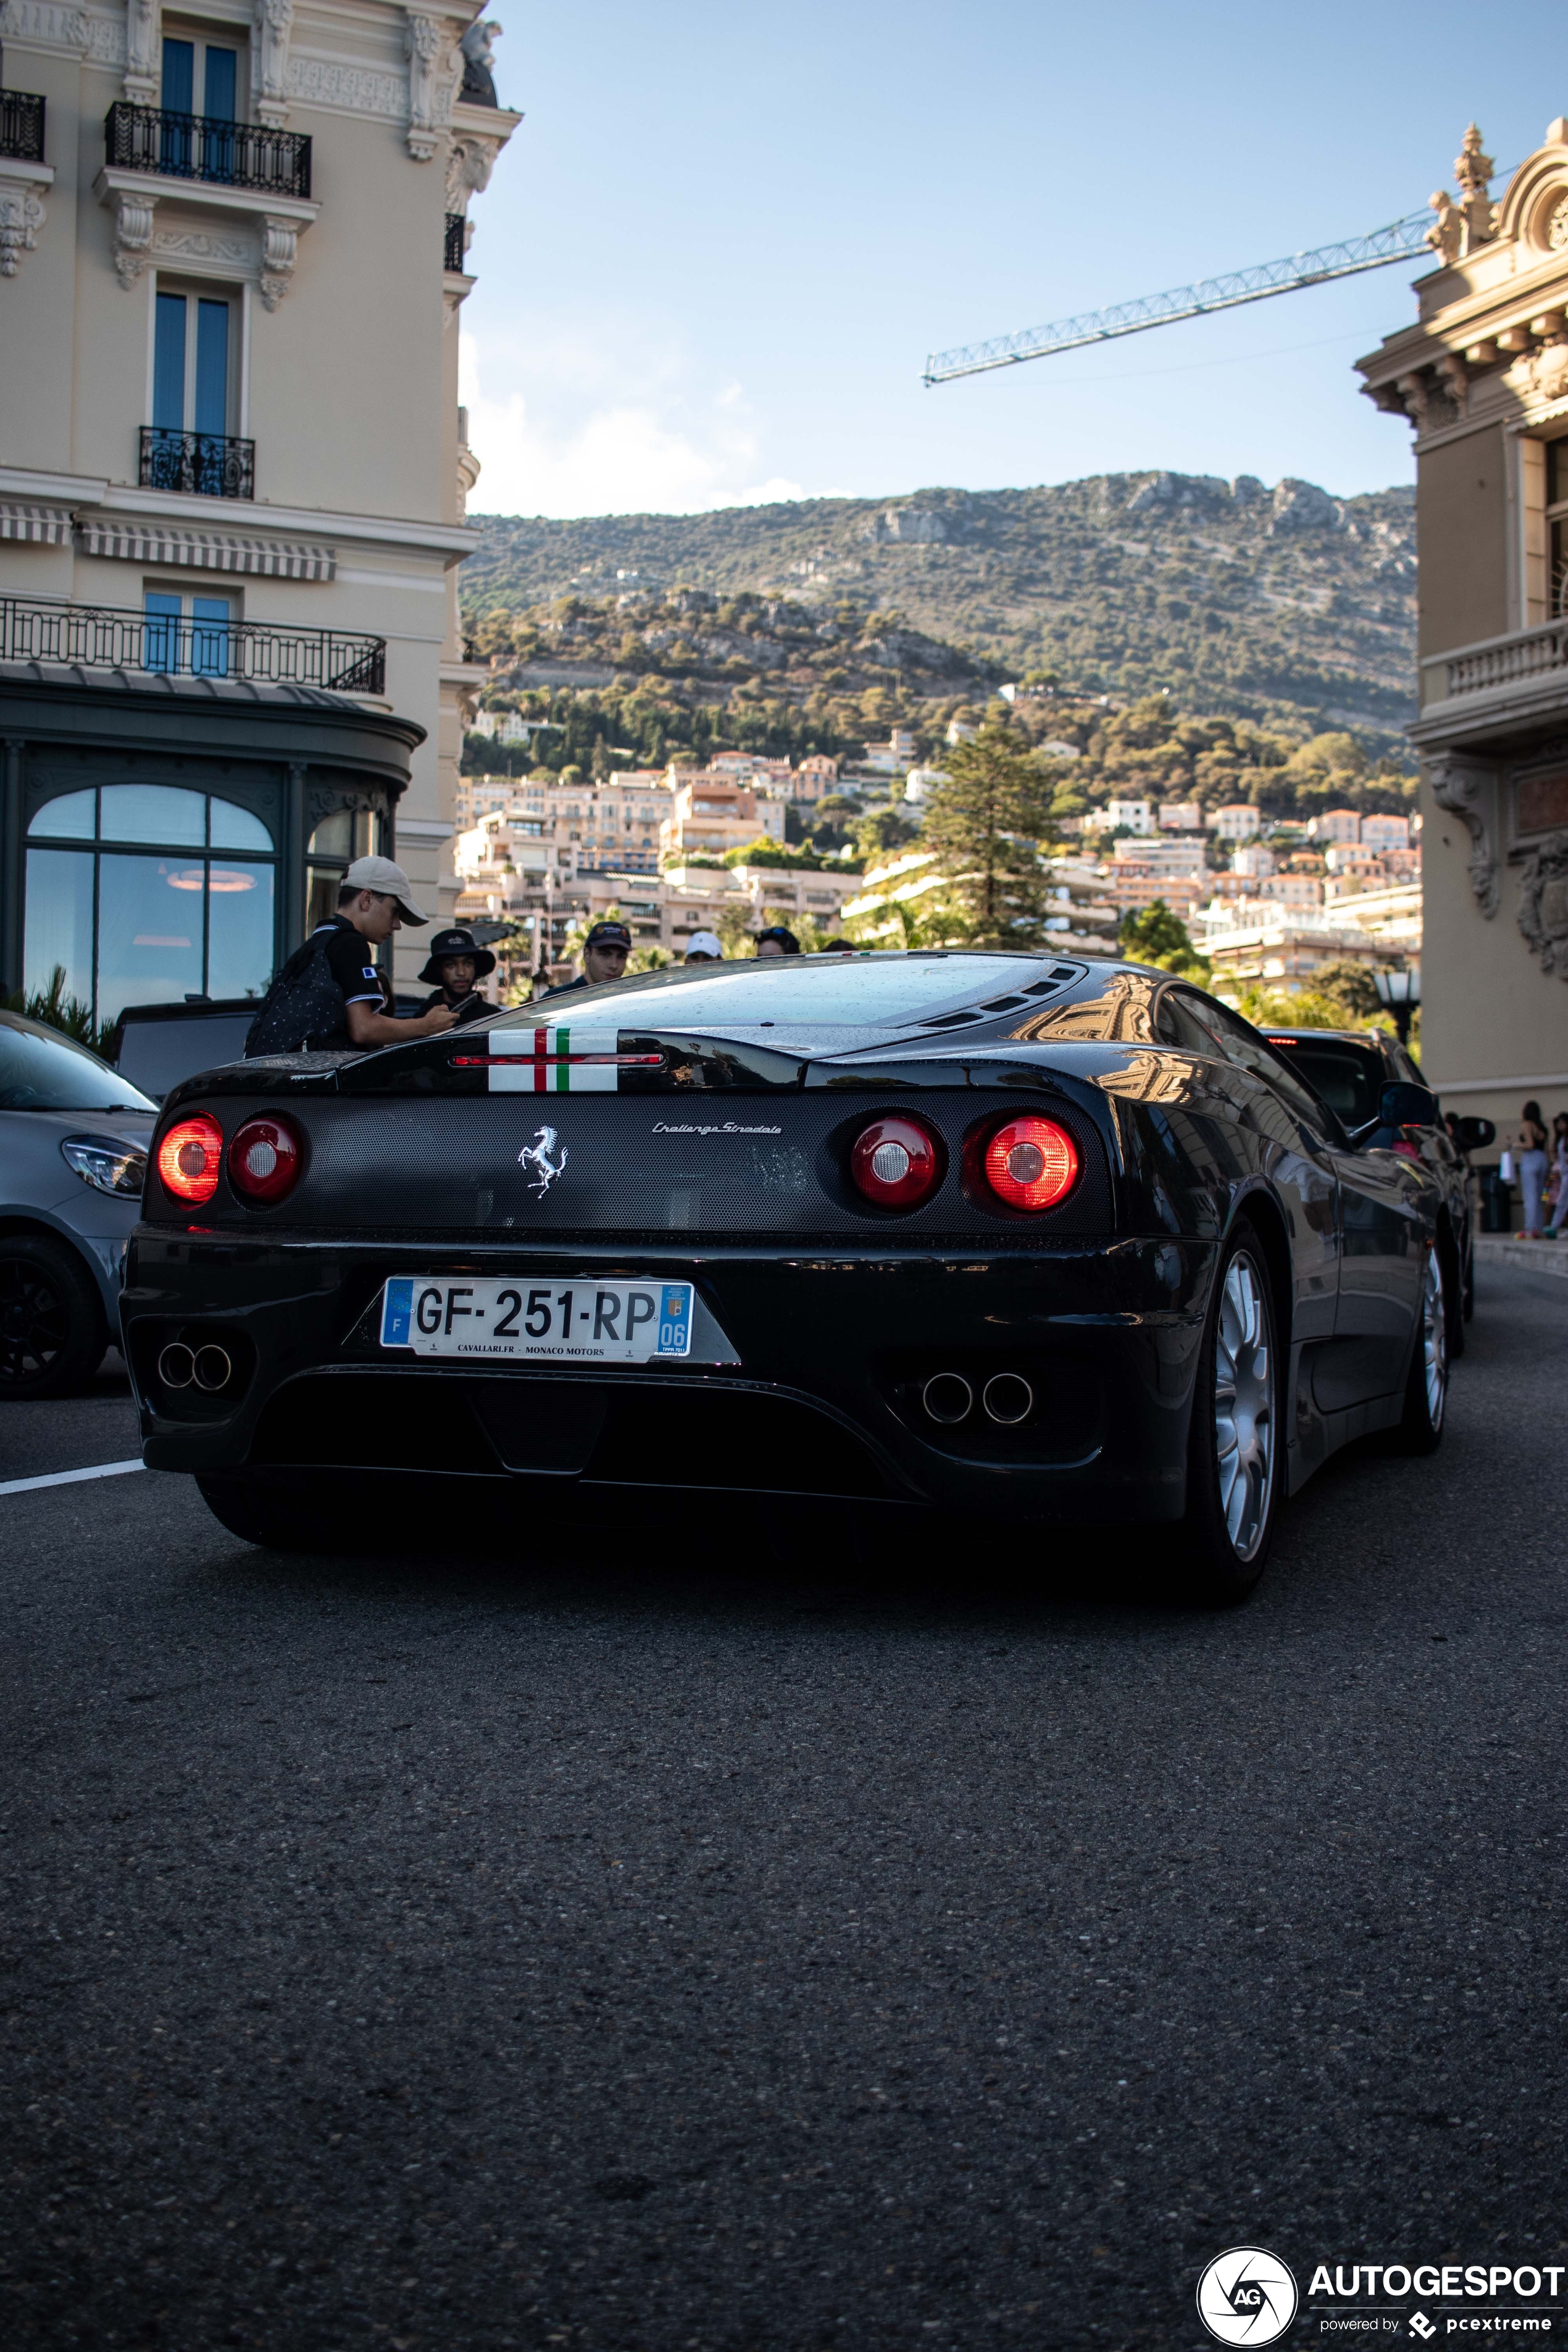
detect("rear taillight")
(982, 1115), (1078, 1212)
(228, 1115), (303, 1204)
(849, 1114), (942, 1209)
(156, 1113), (223, 1205)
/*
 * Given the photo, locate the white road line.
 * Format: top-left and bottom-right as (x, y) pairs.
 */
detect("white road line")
(0, 1459), (146, 1498)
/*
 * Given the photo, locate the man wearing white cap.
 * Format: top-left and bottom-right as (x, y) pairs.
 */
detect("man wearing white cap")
(684, 931), (724, 964)
(244, 854), (456, 1057)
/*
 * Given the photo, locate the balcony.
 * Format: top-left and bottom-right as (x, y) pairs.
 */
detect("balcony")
(444, 211), (467, 272)
(139, 425), (256, 501)
(1, 88), (45, 162)
(104, 102), (311, 200)
(1, 596), (386, 696)
(1414, 615), (1568, 754)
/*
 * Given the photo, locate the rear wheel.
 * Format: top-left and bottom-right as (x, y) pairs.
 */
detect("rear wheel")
(1393, 1245), (1447, 1454)
(1176, 1224), (1280, 1605)
(0, 1236), (107, 1401)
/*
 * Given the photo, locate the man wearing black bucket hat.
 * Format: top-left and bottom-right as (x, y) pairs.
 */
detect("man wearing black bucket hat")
(418, 926), (495, 1025)
(546, 919), (633, 996)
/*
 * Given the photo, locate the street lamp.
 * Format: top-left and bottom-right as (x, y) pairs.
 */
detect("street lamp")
(1373, 962), (1420, 1046)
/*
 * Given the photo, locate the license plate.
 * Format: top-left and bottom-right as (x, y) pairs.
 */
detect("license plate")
(379, 1277), (693, 1362)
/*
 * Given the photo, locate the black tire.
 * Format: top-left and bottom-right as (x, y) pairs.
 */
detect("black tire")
(0, 1235), (107, 1400)
(1392, 1243), (1447, 1455)
(1175, 1220), (1282, 1606)
(1461, 1225), (1475, 1324)
(1445, 1225), (1466, 1361)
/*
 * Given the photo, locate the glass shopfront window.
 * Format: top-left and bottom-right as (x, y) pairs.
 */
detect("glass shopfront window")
(25, 784), (276, 1026)
(306, 806), (383, 932)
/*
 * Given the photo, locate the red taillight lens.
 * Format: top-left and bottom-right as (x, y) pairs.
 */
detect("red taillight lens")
(849, 1114), (942, 1209)
(227, 1115), (303, 1204)
(982, 1115), (1079, 1212)
(156, 1113), (223, 1204)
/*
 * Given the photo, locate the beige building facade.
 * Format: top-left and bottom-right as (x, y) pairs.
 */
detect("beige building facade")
(0, 0), (515, 1012)
(1357, 119), (1568, 1133)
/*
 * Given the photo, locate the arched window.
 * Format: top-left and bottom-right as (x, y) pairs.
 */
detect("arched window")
(25, 784), (275, 1026)
(306, 806), (384, 933)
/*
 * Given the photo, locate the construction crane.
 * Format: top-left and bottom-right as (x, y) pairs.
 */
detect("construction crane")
(922, 209), (1433, 385)
(924, 130), (1509, 387)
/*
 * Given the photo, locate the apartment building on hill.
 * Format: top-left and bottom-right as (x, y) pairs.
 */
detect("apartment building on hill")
(1, 0), (517, 1015)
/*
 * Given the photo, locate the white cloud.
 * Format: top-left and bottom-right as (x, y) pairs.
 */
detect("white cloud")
(459, 329), (801, 517)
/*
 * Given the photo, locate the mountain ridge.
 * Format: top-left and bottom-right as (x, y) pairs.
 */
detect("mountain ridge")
(462, 470), (1417, 747)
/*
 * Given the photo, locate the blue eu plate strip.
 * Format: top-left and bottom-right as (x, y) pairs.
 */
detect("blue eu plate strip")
(381, 1277), (414, 1347)
(656, 1285), (693, 1358)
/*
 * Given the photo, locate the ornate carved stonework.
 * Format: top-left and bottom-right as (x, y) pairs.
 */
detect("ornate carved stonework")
(1549, 193), (1568, 249)
(123, 0), (159, 102)
(151, 223), (257, 269)
(444, 129), (500, 212)
(404, 9), (456, 161)
(81, 6), (124, 64)
(1454, 122), (1498, 251)
(286, 55), (403, 119)
(110, 186), (157, 286)
(1425, 188), (1462, 267)
(257, 213), (299, 309)
(0, 178), (46, 275)
(251, 0), (294, 128)
(0, 0), (86, 52)
(1426, 753), (1500, 917)
(1516, 830), (1568, 977)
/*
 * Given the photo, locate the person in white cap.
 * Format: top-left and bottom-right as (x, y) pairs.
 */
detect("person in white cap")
(683, 930), (724, 964)
(244, 854), (456, 1057)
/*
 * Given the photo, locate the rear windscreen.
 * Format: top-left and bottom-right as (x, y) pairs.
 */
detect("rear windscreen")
(1273, 1041), (1382, 1127)
(117, 1014), (255, 1101)
(488, 953), (1051, 1028)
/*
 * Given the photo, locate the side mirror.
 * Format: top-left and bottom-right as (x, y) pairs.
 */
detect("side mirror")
(1380, 1080), (1439, 1129)
(1456, 1116), (1495, 1151)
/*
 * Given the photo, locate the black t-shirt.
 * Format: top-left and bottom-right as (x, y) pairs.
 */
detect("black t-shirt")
(420, 986), (486, 1022)
(311, 917), (386, 1048)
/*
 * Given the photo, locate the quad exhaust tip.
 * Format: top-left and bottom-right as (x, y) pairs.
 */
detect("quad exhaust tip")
(982, 1373), (1034, 1426)
(158, 1341), (232, 1393)
(921, 1372), (972, 1425)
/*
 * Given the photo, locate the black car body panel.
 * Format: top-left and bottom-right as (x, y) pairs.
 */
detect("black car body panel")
(1261, 1024), (1475, 1336)
(122, 954), (1445, 1532)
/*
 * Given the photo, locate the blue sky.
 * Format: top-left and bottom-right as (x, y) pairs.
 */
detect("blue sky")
(458, 2), (1555, 517)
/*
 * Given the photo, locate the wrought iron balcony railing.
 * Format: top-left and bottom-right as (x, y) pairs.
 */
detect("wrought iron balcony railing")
(140, 425), (256, 501)
(444, 212), (467, 272)
(1, 596), (385, 696)
(0, 88), (46, 162)
(104, 101), (311, 200)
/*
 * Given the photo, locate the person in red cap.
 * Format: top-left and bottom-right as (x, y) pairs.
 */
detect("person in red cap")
(547, 919), (632, 995)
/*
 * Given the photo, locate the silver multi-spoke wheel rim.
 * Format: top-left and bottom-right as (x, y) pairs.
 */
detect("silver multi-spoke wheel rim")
(1214, 1251), (1274, 1563)
(1421, 1248), (1447, 1427)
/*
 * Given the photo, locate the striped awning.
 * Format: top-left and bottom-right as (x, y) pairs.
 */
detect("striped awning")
(73, 519), (336, 581)
(1, 502), (73, 546)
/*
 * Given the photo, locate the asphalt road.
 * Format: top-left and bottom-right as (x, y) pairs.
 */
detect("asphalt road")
(2, 1271), (1564, 2352)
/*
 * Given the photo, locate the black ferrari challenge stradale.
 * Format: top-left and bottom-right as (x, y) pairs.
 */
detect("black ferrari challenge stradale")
(120, 952), (1457, 1602)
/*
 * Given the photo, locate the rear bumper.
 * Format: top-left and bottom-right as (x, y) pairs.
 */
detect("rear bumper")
(122, 1231), (1213, 1526)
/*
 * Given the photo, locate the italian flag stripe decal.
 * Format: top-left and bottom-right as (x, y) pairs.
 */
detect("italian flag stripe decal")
(483, 1025), (620, 1093)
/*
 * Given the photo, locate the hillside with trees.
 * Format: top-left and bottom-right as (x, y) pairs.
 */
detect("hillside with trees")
(462, 469), (1417, 745)
(465, 588), (1417, 832)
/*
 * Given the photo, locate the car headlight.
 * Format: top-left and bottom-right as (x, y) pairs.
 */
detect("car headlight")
(61, 1134), (147, 1199)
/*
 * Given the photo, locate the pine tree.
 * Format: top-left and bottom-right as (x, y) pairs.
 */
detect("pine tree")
(920, 721), (1057, 948)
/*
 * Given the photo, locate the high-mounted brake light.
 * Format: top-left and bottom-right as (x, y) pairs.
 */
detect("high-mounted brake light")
(228, 1114), (304, 1204)
(982, 1115), (1078, 1212)
(157, 1112), (223, 1204)
(849, 1114), (942, 1210)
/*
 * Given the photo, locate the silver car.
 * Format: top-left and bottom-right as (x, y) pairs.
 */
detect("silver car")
(1, 1009), (158, 1399)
